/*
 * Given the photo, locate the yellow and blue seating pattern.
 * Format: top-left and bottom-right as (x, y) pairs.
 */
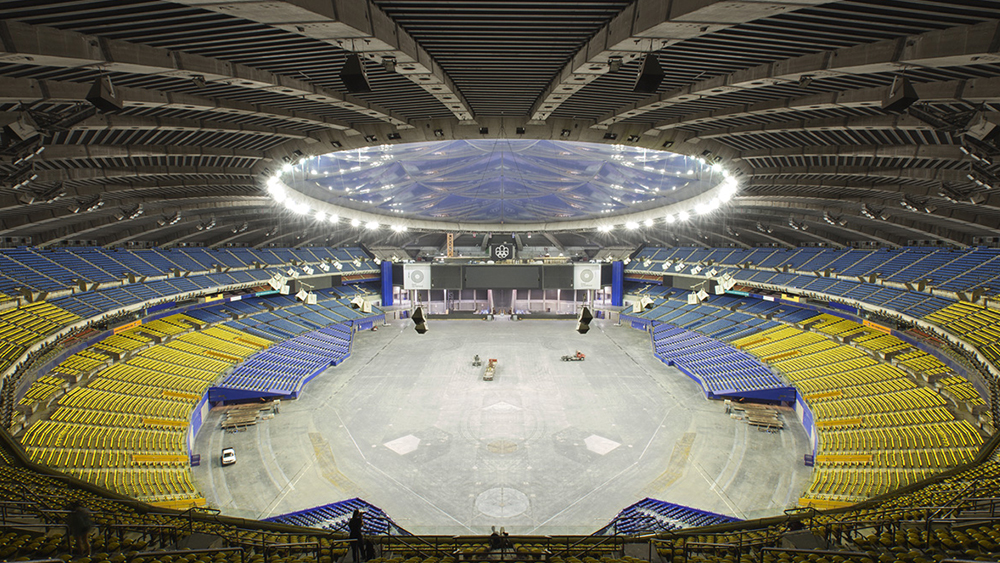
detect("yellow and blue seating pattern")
(19, 313), (267, 506)
(731, 322), (982, 504)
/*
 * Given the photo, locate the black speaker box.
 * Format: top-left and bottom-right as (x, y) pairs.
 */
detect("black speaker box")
(633, 54), (664, 94)
(881, 75), (918, 113)
(87, 76), (124, 112)
(340, 53), (372, 93)
(576, 306), (593, 334)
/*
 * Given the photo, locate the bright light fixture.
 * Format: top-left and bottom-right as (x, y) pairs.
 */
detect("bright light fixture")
(366, 221), (379, 230)
(350, 218), (361, 227)
(625, 221), (639, 230)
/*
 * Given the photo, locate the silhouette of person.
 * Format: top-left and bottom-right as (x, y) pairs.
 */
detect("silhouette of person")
(65, 501), (93, 556)
(489, 526), (502, 550)
(348, 509), (365, 562)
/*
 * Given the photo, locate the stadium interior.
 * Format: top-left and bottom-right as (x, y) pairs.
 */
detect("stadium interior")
(5, 1), (1000, 563)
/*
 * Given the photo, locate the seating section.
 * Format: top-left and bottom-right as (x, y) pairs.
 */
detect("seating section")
(622, 288), (984, 504)
(625, 246), (1000, 331)
(16, 282), (383, 503)
(17, 375), (65, 407)
(651, 323), (785, 397)
(217, 323), (354, 397)
(264, 498), (407, 536)
(927, 301), (1000, 365)
(603, 498), (741, 535)
(731, 325), (982, 501)
(2, 400), (1000, 563)
(19, 313), (268, 505)
(937, 375), (987, 406)
(0, 302), (81, 380)
(0, 246), (379, 296)
(629, 246), (1000, 296)
(653, 448), (1000, 563)
(0, 445), (350, 562)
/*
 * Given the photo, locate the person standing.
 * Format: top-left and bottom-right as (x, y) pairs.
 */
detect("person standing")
(65, 501), (93, 556)
(348, 509), (364, 562)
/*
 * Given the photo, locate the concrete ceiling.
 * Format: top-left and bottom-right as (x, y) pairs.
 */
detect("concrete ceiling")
(2, 0), (1000, 251)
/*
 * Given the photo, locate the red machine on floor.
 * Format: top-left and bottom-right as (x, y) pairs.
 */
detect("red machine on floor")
(561, 351), (585, 361)
(483, 359), (498, 380)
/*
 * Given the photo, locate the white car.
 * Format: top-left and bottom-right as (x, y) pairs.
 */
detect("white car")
(221, 447), (236, 466)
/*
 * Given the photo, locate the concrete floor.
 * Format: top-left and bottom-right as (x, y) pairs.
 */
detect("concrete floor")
(191, 319), (814, 536)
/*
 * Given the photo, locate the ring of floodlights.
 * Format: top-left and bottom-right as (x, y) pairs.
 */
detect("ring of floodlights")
(264, 149), (740, 234)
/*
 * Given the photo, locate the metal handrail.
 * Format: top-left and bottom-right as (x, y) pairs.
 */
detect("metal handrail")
(547, 530), (622, 559)
(380, 533), (453, 558)
(127, 547), (245, 563)
(763, 547), (867, 557)
(260, 540), (321, 563)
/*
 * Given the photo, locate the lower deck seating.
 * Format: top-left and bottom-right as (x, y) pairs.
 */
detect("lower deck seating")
(626, 289), (985, 505)
(602, 497), (741, 535)
(651, 323), (785, 397)
(19, 313), (266, 505)
(216, 323), (354, 397)
(264, 498), (406, 535)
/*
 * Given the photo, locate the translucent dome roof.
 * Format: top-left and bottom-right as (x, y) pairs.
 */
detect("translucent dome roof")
(274, 140), (732, 226)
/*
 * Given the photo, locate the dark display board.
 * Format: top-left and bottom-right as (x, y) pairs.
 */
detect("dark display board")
(430, 265), (463, 289)
(465, 265), (541, 289)
(542, 265), (574, 289)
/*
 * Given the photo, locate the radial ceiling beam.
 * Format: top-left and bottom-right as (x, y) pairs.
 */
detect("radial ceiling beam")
(104, 204), (281, 247)
(0, 20), (407, 127)
(0, 76), (356, 133)
(27, 144), (267, 166)
(9, 166), (253, 187)
(0, 110), (311, 143)
(696, 114), (937, 141)
(210, 225), (276, 249)
(735, 197), (974, 246)
(0, 179), (256, 234)
(711, 207), (889, 247)
(35, 197), (270, 247)
(745, 181), (1000, 219)
(529, 0), (833, 121)
(737, 144), (967, 164)
(748, 166), (972, 184)
(542, 233), (564, 252)
(160, 217), (272, 248)
(596, 19), (1000, 127)
(650, 76), (1000, 133)
(59, 113), (312, 142)
(172, 0), (474, 122)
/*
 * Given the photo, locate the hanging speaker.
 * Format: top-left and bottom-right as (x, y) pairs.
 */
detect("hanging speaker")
(576, 306), (593, 334)
(633, 53), (664, 94)
(87, 76), (124, 112)
(881, 75), (918, 113)
(412, 306), (428, 334)
(340, 53), (372, 93)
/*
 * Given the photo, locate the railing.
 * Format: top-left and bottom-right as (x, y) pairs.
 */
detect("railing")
(547, 532), (624, 560)
(127, 547), (246, 563)
(378, 534), (453, 559)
